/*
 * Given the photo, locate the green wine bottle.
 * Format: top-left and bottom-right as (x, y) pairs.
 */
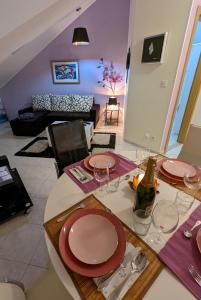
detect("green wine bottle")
(134, 156), (157, 216)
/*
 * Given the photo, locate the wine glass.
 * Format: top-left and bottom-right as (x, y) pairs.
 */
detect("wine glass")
(183, 169), (201, 190)
(93, 162), (109, 197)
(135, 149), (149, 166)
(147, 200), (179, 244)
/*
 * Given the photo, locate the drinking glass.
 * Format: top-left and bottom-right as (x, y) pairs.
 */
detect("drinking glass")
(133, 209), (152, 236)
(174, 191), (194, 215)
(107, 176), (120, 193)
(94, 162), (109, 197)
(135, 149), (149, 165)
(183, 169), (201, 191)
(147, 200), (179, 244)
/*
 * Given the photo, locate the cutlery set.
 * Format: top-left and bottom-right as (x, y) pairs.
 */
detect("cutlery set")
(70, 166), (93, 183)
(189, 265), (201, 287)
(96, 250), (148, 297)
(56, 203), (86, 222)
(71, 165), (130, 184)
(183, 220), (201, 238)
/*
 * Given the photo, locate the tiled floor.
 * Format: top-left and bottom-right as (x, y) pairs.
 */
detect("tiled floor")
(0, 121), (181, 299)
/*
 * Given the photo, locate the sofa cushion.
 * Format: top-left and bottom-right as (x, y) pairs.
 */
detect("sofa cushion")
(19, 112), (35, 120)
(19, 112), (47, 122)
(51, 95), (72, 112)
(32, 94), (51, 111)
(71, 95), (93, 112)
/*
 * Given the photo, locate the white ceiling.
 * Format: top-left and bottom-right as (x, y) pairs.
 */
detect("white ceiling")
(0, 0), (58, 39)
(0, 0), (96, 88)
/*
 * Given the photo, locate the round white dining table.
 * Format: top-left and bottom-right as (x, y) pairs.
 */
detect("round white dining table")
(44, 152), (196, 300)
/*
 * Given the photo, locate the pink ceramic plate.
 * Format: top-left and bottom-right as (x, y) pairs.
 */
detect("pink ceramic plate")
(196, 228), (201, 254)
(68, 214), (118, 264)
(89, 154), (116, 169)
(162, 159), (196, 178)
(157, 160), (183, 184)
(83, 153), (118, 173)
(59, 208), (126, 277)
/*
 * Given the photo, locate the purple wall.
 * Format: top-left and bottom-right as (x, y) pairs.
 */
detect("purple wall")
(1, 0), (130, 120)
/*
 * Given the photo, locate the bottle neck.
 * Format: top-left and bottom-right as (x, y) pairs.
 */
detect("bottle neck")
(141, 157), (156, 186)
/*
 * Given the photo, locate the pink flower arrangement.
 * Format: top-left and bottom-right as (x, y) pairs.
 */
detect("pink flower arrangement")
(97, 58), (123, 95)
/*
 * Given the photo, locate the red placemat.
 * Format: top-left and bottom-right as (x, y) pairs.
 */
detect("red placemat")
(64, 152), (137, 193)
(44, 194), (163, 300)
(159, 204), (201, 299)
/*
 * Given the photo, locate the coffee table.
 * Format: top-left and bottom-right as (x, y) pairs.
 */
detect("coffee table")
(46, 121), (93, 150)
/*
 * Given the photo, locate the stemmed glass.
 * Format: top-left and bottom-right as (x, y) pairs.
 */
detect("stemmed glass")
(144, 133), (155, 156)
(183, 168), (201, 204)
(183, 169), (201, 191)
(147, 200), (179, 244)
(135, 149), (149, 166)
(93, 162), (110, 197)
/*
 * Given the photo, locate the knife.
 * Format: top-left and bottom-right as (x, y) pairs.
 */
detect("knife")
(76, 166), (93, 181)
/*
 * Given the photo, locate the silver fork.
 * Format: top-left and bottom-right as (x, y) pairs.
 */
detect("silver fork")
(73, 167), (87, 181)
(188, 264), (201, 286)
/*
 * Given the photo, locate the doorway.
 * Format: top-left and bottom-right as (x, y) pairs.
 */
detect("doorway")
(167, 12), (201, 150)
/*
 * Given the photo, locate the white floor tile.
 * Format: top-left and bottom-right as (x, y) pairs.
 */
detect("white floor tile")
(0, 223), (43, 264)
(21, 265), (47, 289)
(26, 265), (73, 300)
(30, 234), (50, 268)
(0, 259), (27, 282)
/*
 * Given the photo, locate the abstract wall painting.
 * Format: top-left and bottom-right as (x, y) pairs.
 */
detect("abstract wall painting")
(51, 61), (80, 84)
(141, 33), (168, 63)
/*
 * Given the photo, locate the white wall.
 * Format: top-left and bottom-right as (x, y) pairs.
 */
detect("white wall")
(124, 0), (192, 152)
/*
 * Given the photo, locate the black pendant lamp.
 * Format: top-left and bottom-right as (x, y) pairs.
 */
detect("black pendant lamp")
(72, 8), (90, 46)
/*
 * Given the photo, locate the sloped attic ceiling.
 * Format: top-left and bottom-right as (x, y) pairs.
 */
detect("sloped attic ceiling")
(0, 0), (96, 88)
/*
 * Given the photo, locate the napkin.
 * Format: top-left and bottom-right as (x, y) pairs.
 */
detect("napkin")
(93, 242), (149, 300)
(69, 166), (93, 183)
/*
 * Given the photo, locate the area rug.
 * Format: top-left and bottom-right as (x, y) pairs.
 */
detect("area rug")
(15, 132), (116, 158)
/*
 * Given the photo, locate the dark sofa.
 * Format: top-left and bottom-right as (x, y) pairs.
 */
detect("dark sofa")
(10, 97), (100, 136)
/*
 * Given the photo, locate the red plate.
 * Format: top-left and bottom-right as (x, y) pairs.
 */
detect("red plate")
(83, 153), (119, 173)
(157, 159), (183, 184)
(161, 158), (196, 178)
(59, 208), (126, 277)
(196, 228), (201, 254)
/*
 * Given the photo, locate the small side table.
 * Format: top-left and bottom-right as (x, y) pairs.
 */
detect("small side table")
(105, 103), (120, 126)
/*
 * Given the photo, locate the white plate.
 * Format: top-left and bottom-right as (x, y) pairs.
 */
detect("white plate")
(89, 154), (116, 169)
(68, 214), (118, 264)
(162, 159), (196, 178)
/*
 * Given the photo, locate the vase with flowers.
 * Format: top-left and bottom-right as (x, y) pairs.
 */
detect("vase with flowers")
(97, 58), (123, 105)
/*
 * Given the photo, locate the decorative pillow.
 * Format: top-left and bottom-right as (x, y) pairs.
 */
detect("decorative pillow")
(50, 95), (72, 112)
(71, 95), (93, 112)
(32, 94), (51, 111)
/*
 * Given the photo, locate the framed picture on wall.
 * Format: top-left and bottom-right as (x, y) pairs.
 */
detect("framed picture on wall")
(141, 32), (168, 63)
(51, 61), (80, 84)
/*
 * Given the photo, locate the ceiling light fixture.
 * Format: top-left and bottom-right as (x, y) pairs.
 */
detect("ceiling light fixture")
(72, 7), (90, 46)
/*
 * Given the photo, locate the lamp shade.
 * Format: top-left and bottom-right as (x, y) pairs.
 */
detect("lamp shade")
(72, 27), (90, 45)
(108, 96), (117, 105)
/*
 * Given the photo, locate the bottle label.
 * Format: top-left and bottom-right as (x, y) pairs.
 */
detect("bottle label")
(145, 205), (153, 217)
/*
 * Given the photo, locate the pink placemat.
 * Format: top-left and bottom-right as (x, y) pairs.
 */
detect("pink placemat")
(63, 152), (137, 193)
(159, 204), (201, 299)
